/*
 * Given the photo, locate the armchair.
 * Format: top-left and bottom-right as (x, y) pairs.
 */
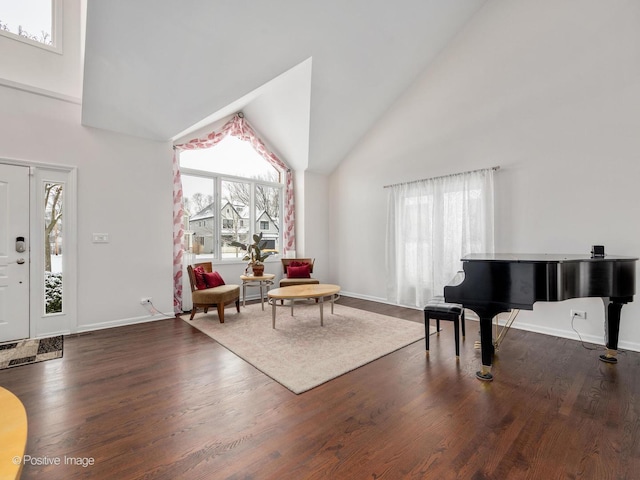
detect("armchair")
(280, 258), (320, 288)
(186, 262), (240, 323)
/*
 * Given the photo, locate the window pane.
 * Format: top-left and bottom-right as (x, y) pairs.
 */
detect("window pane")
(0, 0), (53, 45)
(182, 175), (215, 258)
(180, 136), (281, 183)
(44, 182), (62, 314)
(221, 180), (250, 259)
(255, 184), (280, 254)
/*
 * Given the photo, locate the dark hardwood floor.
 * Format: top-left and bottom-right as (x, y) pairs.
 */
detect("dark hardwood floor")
(1, 297), (639, 479)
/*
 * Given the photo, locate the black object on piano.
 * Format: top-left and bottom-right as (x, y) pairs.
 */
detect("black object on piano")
(444, 253), (638, 381)
(591, 245), (605, 258)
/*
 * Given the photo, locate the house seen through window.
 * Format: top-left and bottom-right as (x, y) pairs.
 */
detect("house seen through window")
(180, 135), (283, 260)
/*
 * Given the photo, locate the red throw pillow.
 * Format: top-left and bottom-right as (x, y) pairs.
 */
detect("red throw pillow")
(287, 264), (311, 278)
(204, 271), (225, 288)
(193, 266), (207, 290)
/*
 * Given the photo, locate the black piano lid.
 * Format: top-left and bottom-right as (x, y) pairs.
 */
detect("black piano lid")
(462, 253), (639, 263)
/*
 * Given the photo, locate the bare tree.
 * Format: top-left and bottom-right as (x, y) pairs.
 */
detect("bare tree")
(256, 185), (279, 218)
(44, 183), (63, 272)
(223, 180), (279, 218)
(222, 180), (249, 207)
(185, 192), (213, 215)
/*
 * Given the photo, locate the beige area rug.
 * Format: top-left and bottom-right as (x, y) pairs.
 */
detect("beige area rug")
(187, 302), (430, 394)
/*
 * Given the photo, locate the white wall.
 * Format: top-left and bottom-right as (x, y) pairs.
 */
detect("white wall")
(0, 0), (84, 101)
(0, 86), (174, 331)
(0, 0), (175, 333)
(329, 0), (640, 351)
(300, 171), (330, 281)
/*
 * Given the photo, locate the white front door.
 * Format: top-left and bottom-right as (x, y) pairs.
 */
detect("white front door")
(0, 164), (30, 342)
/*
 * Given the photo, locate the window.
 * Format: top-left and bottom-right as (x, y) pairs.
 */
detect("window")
(180, 135), (280, 182)
(44, 181), (63, 314)
(181, 176), (215, 256)
(180, 135), (283, 261)
(0, 0), (58, 48)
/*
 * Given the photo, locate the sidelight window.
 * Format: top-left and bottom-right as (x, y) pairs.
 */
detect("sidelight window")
(44, 182), (63, 314)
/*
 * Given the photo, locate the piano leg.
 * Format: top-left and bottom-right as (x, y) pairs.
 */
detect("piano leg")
(600, 298), (623, 364)
(477, 315), (496, 381)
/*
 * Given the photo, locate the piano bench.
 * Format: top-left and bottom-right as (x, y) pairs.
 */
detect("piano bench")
(424, 296), (465, 357)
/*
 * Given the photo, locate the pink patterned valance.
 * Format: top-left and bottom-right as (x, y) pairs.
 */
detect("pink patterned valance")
(171, 113), (296, 313)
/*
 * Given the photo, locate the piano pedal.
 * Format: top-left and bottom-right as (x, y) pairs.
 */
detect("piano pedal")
(474, 340), (499, 351)
(599, 355), (617, 364)
(599, 349), (618, 364)
(475, 365), (494, 382)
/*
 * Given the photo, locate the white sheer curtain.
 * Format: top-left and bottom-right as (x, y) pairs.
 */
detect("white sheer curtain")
(386, 168), (495, 308)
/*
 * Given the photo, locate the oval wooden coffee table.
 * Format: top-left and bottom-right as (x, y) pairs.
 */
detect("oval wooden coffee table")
(267, 284), (341, 328)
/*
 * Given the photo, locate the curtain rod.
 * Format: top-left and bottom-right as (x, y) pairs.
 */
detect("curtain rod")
(383, 165), (500, 189)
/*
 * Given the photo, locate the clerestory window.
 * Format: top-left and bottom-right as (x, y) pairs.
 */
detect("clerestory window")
(0, 0), (59, 50)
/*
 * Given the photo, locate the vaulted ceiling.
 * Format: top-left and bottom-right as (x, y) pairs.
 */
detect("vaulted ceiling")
(81, 0), (487, 174)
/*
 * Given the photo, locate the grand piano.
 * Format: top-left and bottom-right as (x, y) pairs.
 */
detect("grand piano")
(444, 253), (638, 381)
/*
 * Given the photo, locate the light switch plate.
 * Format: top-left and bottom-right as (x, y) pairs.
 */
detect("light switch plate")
(92, 233), (109, 243)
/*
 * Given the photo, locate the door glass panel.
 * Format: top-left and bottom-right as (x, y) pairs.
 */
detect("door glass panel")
(221, 180), (250, 259)
(44, 182), (63, 314)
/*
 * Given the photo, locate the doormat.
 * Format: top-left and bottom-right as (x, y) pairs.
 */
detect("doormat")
(0, 336), (63, 369)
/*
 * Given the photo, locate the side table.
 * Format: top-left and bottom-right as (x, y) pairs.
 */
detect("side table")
(240, 273), (275, 310)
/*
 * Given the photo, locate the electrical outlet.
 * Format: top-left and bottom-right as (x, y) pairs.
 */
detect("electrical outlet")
(571, 309), (587, 320)
(140, 297), (152, 305)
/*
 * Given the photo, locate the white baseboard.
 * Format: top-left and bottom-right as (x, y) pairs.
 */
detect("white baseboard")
(76, 312), (173, 334)
(462, 312), (640, 353)
(339, 290), (423, 311)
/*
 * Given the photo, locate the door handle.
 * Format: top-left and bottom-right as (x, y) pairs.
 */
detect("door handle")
(16, 258), (25, 265)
